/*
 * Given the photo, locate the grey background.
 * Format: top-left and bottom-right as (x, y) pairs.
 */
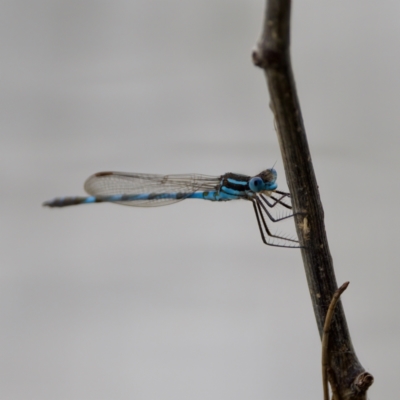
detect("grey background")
(1, 1), (399, 399)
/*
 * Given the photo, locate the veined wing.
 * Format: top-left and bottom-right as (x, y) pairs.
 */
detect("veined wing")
(84, 171), (220, 207)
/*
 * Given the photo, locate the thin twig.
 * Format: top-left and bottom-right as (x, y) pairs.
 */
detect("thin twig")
(252, 1), (373, 398)
(322, 282), (350, 400)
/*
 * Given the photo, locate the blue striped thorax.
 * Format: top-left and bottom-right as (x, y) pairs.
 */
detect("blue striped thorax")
(193, 168), (279, 201)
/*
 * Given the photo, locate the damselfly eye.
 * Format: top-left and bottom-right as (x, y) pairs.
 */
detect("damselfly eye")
(249, 177), (263, 192)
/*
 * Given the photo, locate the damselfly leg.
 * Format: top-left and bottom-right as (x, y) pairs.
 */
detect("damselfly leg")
(251, 194), (300, 248)
(267, 190), (292, 209)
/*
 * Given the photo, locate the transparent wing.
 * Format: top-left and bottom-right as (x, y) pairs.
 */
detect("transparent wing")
(84, 171), (220, 207)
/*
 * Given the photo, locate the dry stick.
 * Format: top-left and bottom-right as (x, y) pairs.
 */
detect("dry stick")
(252, 1), (373, 399)
(322, 282), (350, 400)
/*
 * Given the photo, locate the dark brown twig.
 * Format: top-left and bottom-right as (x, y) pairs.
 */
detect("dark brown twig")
(322, 282), (350, 400)
(252, 1), (373, 398)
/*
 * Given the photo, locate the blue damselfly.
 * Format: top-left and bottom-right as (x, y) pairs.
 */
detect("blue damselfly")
(44, 168), (299, 248)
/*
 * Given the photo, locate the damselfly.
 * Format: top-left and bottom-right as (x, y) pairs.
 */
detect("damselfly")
(44, 168), (299, 248)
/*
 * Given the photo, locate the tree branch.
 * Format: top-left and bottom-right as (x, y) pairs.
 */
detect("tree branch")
(322, 282), (349, 400)
(252, 1), (373, 398)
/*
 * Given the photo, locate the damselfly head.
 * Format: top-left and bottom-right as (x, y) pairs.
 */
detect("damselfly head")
(259, 168), (277, 183)
(249, 169), (278, 192)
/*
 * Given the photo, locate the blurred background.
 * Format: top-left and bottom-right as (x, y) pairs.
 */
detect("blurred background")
(1, 1), (399, 399)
